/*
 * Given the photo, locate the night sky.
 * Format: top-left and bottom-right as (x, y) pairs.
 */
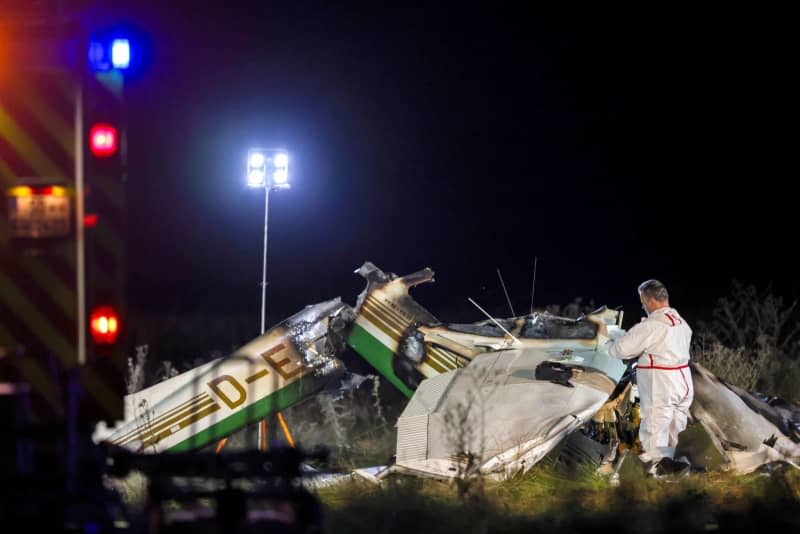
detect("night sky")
(121, 4), (797, 335)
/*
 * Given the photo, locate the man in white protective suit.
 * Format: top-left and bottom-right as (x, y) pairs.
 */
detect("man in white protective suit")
(606, 279), (694, 470)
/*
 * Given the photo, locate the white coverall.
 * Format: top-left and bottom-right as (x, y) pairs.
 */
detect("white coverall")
(607, 307), (693, 461)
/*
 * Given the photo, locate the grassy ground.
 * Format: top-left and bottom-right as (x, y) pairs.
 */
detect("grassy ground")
(318, 463), (800, 534)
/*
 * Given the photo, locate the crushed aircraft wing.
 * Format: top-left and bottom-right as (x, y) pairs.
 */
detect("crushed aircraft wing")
(682, 362), (800, 473)
(385, 308), (628, 480)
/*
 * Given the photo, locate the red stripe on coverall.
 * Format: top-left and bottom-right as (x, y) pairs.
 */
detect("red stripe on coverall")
(639, 354), (689, 371)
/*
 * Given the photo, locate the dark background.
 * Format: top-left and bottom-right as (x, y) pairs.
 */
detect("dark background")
(116, 3), (797, 348)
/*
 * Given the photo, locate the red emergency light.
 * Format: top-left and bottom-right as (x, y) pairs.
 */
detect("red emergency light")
(90, 305), (120, 345)
(89, 124), (118, 157)
(84, 214), (99, 228)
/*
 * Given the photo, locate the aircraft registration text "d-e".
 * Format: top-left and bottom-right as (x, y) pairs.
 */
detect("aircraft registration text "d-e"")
(206, 344), (312, 409)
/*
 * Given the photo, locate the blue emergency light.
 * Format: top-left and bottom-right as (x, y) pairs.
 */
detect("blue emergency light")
(111, 39), (131, 69)
(88, 37), (131, 71)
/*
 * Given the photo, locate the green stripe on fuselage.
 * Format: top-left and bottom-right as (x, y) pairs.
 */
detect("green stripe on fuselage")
(168, 373), (325, 452)
(347, 323), (414, 399)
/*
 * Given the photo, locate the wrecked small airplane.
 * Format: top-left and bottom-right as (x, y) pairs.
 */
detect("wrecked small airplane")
(99, 262), (800, 480)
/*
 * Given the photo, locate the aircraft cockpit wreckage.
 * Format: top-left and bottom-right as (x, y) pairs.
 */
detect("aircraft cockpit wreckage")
(99, 263), (800, 480)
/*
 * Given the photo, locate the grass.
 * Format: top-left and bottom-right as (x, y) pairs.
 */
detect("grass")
(317, 463), (800, 533)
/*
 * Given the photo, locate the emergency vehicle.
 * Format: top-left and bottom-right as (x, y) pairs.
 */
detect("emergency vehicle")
(1, 6), (134, 425)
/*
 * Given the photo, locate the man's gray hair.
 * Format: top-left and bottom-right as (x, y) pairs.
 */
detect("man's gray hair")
(638, 279), (669, 302)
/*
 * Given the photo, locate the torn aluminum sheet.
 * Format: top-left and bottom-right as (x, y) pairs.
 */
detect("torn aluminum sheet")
(99, 299), (353, 452)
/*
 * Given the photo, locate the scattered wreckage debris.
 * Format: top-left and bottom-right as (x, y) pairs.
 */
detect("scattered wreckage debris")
(98, 262), (800, 483)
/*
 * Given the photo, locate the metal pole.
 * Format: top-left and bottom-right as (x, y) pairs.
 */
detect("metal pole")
(260, 184), (270, 335)
(75, 83), (86, 365)
(258, 184), (269, 449)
